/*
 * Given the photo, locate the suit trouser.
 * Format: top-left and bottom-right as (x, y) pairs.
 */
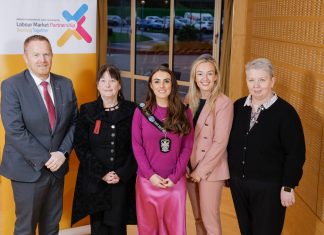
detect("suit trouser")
(229, 177), (286, 235)
(187, 180), (224, 235)
(11, 169), (64, 235)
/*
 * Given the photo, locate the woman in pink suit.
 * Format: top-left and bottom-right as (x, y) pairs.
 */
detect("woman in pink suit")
(186, 54), (234, 235)
(132, 65), (194, 235)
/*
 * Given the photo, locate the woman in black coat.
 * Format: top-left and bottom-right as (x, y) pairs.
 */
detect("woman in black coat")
(72, 64), (137, 235)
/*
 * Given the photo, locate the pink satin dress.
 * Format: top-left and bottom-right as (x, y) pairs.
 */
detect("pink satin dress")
(136, 176), (187, 235)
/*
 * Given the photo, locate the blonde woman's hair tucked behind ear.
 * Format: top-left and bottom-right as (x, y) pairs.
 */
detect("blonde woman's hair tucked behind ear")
(187, 54), (222, 115)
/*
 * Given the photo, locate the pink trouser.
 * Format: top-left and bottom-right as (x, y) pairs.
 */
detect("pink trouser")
(187, 180), (224, 235)
(136, 176), (187, 235)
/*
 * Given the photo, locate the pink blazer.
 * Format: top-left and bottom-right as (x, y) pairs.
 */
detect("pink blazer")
(190, 93), (233, 181)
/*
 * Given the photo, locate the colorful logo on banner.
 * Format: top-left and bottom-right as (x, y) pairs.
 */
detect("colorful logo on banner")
(57, 4), (92, 47)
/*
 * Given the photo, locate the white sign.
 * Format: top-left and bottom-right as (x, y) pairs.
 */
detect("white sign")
(0, 0), (97, 54)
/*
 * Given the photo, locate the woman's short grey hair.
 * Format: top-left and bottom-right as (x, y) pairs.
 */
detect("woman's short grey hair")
(245, 58), (273, 77)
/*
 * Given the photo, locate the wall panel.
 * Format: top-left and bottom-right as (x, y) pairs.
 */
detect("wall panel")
(230, 0), (324, 234)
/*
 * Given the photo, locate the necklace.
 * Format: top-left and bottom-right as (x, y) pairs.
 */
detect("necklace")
(104, 103), (119, 111)
(138, 103), (172, 153)
(160, 131), (171, 153)
(155, 106), (171, 153)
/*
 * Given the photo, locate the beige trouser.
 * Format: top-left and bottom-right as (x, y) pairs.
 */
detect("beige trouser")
(187, 180), (225, 235)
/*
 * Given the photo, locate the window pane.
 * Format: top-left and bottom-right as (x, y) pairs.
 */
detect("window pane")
(135, 0), (170, 75)
(135, 79), (148, 103)
(121, 77), (131, 101)
(173, 0), (215, 82)
(107, 1), (131, 71)
(178, 85), (189, 100)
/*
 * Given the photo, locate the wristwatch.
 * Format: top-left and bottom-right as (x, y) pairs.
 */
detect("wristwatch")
(283, 186), (292, 192)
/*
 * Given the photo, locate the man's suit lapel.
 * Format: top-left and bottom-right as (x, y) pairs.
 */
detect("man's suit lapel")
(24, 70), (52, 134)
(51, 75), (62, 133)
(195, 100), (212, 138)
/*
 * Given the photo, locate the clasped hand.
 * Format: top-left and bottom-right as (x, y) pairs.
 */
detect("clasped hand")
(149, 174), (174, 188)
(102, 171), (120, 184)
(45, 151), (66, 172)
(187, 171), (201, 183)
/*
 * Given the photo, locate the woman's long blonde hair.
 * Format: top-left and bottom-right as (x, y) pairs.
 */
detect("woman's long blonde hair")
(188, 54), (222, 115)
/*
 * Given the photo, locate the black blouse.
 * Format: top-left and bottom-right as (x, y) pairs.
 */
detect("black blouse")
(193, 99), (206, 127)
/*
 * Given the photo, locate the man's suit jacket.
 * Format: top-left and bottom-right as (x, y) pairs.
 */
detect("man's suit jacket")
(0, 70), (78, 182)
(190, 93), (233, 181)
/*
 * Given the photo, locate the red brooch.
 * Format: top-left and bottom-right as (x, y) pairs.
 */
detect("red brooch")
(93, 120), (101, 134)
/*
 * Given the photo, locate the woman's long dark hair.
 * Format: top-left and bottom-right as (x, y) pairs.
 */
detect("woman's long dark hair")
(144, 65), (191, 136)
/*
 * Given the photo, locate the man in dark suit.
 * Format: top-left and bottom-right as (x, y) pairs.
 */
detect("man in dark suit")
(0, 35), (78, 235)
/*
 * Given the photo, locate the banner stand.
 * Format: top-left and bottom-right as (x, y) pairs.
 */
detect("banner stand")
(0, 1), (97, 233)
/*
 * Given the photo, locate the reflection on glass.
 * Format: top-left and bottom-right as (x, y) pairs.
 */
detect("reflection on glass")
(178, 85), (189, 101)
(135, 79), (148, 103)
(121, 77), (131, 101)
(135, 0), (170, 75)
(173, 0), (215, 82)
(107, 0), (131, 71)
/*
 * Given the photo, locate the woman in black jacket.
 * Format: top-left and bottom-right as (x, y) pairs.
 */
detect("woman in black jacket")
(72, 64), (137, 234)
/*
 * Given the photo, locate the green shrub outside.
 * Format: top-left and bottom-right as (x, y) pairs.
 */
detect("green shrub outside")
(177, 25), (198, 41)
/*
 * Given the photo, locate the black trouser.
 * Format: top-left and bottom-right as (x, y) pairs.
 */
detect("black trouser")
(229, 177), (286, 235)
(90, 211), (126, 235)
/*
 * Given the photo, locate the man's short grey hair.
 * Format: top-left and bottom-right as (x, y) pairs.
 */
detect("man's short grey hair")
(245, 58), (273, 77)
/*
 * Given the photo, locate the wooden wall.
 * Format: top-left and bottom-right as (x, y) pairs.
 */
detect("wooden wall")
(229, 0), (324, 234)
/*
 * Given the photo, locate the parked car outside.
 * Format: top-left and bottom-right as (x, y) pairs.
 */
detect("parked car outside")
(162, 16), (170, 21)
(177, 18), (192, 25)
(125, 16), (141, 25)
(163, 19), (185, 30)
(108, 15), (125, 26)
(145, 16), (162, 21)
(140, 19), (164, 31)
(194, 20), (213, 32)
(184, 12), (213, 22)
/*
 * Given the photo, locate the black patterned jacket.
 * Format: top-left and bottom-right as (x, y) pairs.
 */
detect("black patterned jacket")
(71, 97), (137, 225)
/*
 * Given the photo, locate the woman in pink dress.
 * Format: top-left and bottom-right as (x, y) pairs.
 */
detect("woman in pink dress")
(132, 65), (194, 235)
